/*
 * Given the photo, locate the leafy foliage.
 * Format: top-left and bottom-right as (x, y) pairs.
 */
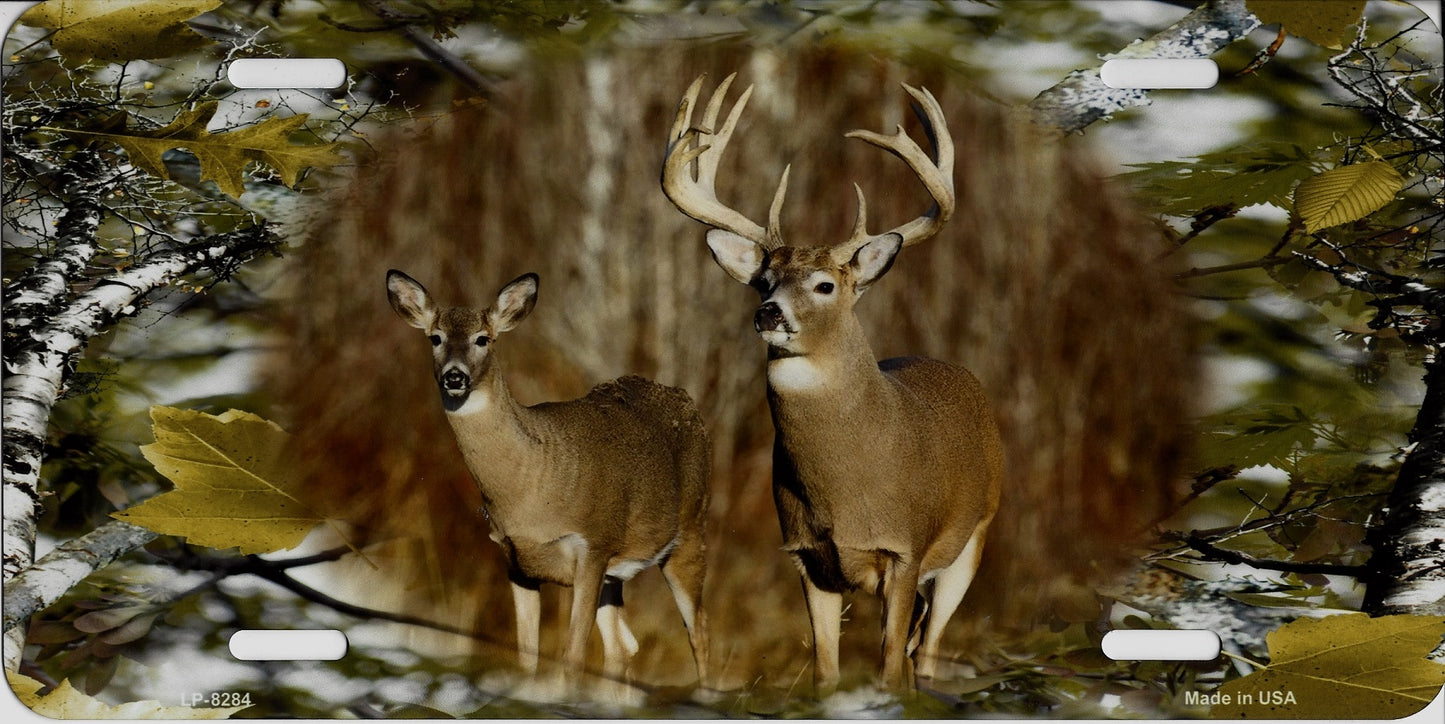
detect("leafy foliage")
(1293, 161), (1405, 233)
(114, 407), (326, 555)
(1119, 143), (1321, 216)
(1246, 0), (1367, 50)
(18, 0), (222, 62)
(8, 670), (246, 719)
(27, 588), (165, 695)
(1214, 614), (1445, 719)
(57, 102), (345, 198)
(3, 0), (1441, 717)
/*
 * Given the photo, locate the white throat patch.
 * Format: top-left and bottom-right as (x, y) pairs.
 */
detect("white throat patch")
(445, 390), (491, 416)
(767, 356), (825, 391)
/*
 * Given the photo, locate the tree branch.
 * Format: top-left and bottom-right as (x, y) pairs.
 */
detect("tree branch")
(1, 223), (281, 670)
(157, 546), (513, 652)
(2, 521), (158, 633)
(1173, 532), (1372, 577)
(356, 0), (496, 98)
(1027, 0), (1262, 133)
(1178, 256), (1287, 279)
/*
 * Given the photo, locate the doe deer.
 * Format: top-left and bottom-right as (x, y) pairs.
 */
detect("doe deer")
(385, 270), (711, 694)
(661, 74), (1003, 694)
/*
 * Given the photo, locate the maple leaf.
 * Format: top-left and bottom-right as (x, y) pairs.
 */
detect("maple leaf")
(61, 101), (345, 198)
(112, 406), (326, 555)
(8, 671), (246, 719)
(1213, 613), (1445, 719)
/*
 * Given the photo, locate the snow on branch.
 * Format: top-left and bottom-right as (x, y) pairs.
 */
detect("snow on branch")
(1026, 0), (1262, 134)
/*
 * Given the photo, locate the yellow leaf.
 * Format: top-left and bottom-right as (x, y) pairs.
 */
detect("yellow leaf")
(58, 102), (345, 198)
(1214, 614), (1445, 719)
(19, 0), (222, 63)
(114, 406), (323, 555)
(7, 671), (246, 719)
(1293, 161), (1404, 233)
(1247, 0), (1367, 49)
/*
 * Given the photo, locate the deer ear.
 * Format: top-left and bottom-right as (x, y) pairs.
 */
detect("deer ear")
(849, 233), (903, 291)
(386, 270), (437, 330)
(706, 229), (766, 285)
(491, 273), (539, 333)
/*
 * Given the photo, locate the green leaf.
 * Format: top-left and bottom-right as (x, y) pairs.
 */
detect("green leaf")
(1214, 614), (1445, 719)
(1119, 144), (1318, 217)
(19, 0), (222, 63)
(1195, 404), (1317, 470)
(72, 606), (148, 634)
(113, 406), (323, 555)
(58, 102), (345, 198)
(1293, 161), (1405, 233)
(1247, 0), (1367, 50)
(8, 671), (247, 719)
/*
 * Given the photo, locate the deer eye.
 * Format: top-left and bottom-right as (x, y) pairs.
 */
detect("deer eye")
(475, 336), (490, 347)
(814, 281), (835, 295)
(428, 334), (442, 346)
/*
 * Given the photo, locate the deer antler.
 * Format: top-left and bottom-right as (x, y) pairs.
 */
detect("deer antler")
(837, 84), (955, 255)
(662, 73), (789, 249)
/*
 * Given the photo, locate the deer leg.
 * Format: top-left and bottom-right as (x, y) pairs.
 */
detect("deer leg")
(880, 557), (921, 692)
(907, 584), (931, 659)
(801, 575), (843, 698)
(660, 530), (710, 689)
(594, 577), (637, 693)
(510, 578), (542, 676)
(915, 524), (988, 681)
(564, 557), (607, 690)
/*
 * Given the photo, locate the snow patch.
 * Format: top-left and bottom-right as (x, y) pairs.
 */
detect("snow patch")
(821, 686), (903, 718)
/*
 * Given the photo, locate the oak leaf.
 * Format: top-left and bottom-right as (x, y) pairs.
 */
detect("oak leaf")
(7, 671), (246, 719)
(62, 101), (345, 197)
(113, 406), (323, 555)
(19, 0), (222, 62)
(1213, 613), (1445, 719)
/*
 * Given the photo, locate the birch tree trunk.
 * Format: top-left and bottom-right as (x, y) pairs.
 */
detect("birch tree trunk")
(1, 220), (281, 670)
(1364, 353), (1445, 616)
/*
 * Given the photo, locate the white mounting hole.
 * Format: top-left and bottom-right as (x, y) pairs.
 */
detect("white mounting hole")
(1102, 629), (1221, 661)
(1100, 58), (1219, 89)
(228, 629), (348, 661)
(227, 58), (346, 89)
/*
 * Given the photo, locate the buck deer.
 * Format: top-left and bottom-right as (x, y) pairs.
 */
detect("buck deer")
(385, 270), (711, 695)
(661, 74), (1003, 694)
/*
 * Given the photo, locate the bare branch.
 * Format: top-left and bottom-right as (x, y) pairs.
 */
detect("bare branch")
(356, 0), (496, 98)
(1171, 532), (1372, 577)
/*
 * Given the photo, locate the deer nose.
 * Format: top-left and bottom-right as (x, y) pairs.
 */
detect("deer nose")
(755, 302), (785, 332)
(440, 369), (470, 393)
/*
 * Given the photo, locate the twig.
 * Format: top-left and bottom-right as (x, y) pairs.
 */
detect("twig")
(1236, 28), (1286, 76)
(1172, 532), (1371, 577)
(356, 0), (496, 98)
(1178, 256), (1287, 279)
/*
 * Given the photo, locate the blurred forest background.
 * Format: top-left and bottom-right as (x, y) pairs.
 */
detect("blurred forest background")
(2, 0), (1442, 719)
